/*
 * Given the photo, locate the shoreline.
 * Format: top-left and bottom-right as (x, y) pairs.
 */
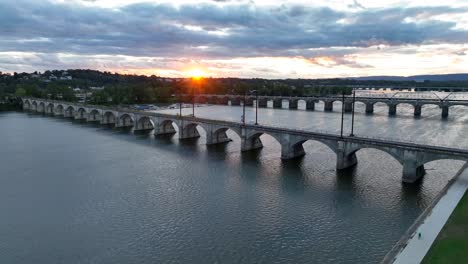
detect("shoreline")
(381, 162), (468, 263)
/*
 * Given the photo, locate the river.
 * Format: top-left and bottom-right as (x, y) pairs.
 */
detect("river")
(0, 101), (465, 263)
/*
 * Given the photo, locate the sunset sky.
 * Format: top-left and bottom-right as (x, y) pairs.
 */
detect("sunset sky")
(1, 0), (468, 78)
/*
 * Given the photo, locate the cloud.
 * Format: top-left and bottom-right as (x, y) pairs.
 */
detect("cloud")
(0, 0), (467, 77)
(1, 0), (467, 59)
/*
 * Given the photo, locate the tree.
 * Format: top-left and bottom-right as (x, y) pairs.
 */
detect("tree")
(15, 87), (26, 97)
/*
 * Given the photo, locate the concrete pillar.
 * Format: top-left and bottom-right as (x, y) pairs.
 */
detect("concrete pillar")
(365, 103), (374, 114)
(55, 109), (64, 116)
(289, 99), (298, 110)
(87, 112), (100, 122)
(414, 105), (422, 117)
(402, 160), (425, 183)
(101, 114), (115, 125)
(388, 104), (397, 116)
(344, 102), (353, 113)
(45, 105), (54, 115)
(230, 98), (241, 106)
(281, 143), (305, 159)
(306, 100), (315, 111)
(241, 136), (263, 151)
(179, 124), (200, 139)
(258, 98), (268, 108)
(74, 112), (87, 120)
(441, 105), (449, 118)
(154, 122), (177, 136)
(116, 117), (134, 128)
(206, 129), (231, 145)
(324, 101), (333, 112)
(133, 117), (153, 131)
(273, 99), (282, 108)
(336, 143), (358, 170)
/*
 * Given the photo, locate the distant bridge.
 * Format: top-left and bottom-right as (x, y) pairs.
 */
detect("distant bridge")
(183, 94), (468, 118)
(22, 98), (468, 183)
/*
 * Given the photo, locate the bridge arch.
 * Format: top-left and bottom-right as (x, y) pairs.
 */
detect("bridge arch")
(76, 107), (87, 119)
(55, 104), (64, 115)
(119, 113), (134, 127)
(46, 103), (54, 114)
(179, 122), (208, 139)
(350, 146), (403, 164)
(156, 119), (179, 135)
(241, 130), (283, 153)
(31, 101), (37, 111)
(23, 100), (31, 110)
(135, 116), (154, 130)
(88, 109), (101, 121)
(102, 111), (116, 124)
(418, 156), (468, 167)
(37, 102), (45, 112)
(65, 106), (75, 117)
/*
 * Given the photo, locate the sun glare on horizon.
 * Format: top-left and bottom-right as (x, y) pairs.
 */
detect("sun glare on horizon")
(187, 68), (207, 80)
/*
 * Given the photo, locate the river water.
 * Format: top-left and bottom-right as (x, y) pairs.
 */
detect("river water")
(0, 101), (466, 263)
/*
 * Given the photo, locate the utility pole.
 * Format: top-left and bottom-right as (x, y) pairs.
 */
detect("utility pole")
(242, 90), (246, 125)
(340, 91), (345, 138)
(254, 91), (258, 125)
(350, 89), (356, 137)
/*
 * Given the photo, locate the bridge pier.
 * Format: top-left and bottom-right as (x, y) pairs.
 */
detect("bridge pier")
(289, 100), (298, 110)
(414, 105), (422, 117)
(258, 98), (268, 108)
(336, 143), (358, 170)
(281, 143), (305, 159)
(230, 98), (241, 106)
(87, 112), (101, 122)
(241, 136), (263, 151)
(154, 122), (177, 135)
(273, 99), (282, 108)
(344, 102), (353, 113)
(45, 105), (54, 115)
(64, 110), (74, 118)
(101, 114), (116, 125)
(388, 104), (397, 116)
(365, 103), (374, 114)
(441, 106), (449, 118)
(206, 129), (231, 145)
(306, 100), (315, 111)
(324, 101), (333, 112)
(179, 123), (200, 140)
(402, 160), (425, 183)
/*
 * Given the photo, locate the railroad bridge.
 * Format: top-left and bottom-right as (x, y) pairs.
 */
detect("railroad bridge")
(22, 98), (468, 183)
(188, 94), (468, 118)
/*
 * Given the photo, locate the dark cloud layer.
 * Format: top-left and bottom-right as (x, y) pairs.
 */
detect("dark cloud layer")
(0, 0), (467, 59)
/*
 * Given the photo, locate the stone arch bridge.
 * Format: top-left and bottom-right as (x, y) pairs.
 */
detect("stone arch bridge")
(188, 94), (468, 119)
(22, 98), (468, 183)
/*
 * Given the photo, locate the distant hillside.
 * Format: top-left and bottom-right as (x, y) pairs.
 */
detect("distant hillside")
(350, 73), (468, 82)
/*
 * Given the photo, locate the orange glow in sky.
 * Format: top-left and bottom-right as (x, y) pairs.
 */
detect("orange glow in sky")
(187, 68), (206, 80)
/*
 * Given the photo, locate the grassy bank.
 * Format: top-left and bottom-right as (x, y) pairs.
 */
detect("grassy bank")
(422, 190), (468, 264)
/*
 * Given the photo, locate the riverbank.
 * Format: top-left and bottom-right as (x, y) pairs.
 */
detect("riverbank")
(422, 190), (468, 263)
(384, 163), (468, 264)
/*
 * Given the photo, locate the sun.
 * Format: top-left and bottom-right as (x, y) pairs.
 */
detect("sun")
(187, 69), (206, 80)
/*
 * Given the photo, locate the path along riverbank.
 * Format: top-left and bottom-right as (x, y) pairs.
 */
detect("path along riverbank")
(382, 163), (468, 264)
